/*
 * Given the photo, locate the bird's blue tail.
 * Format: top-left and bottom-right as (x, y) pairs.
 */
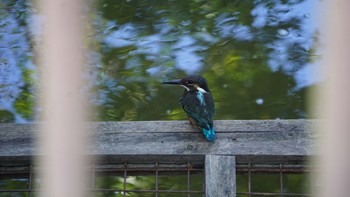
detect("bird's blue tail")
(201, 127), (216, 142)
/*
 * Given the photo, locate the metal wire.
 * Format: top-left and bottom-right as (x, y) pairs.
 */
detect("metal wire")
(91, 164), (95, 197)
(28, 165), (33, 197)
(280, 163), (284, 194)
(187, 162), (191, 197)
(155, 162), (159, 197)
(248, 162), (252, 197)
(123, 163), (127, 197)
(237, 191), (311, 196)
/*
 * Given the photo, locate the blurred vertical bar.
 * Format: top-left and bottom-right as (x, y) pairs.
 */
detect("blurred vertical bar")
(316, 0), (350, 196)
(37, 0), (88, 197)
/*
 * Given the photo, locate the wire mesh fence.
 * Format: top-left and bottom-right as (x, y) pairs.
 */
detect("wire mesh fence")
(0, 162), (204, 197)
(236, 162), (313, 196)
(0, 164), (36, 196)
(0, 161), (313, 197)
(92, 162), (204, 197)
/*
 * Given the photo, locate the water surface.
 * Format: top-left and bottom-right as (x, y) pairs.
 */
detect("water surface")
(0, 0), (321, 122)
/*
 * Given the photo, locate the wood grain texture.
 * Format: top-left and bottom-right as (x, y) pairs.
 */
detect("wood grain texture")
(0, 120), (317, 163)
(205, 155), (236, 197)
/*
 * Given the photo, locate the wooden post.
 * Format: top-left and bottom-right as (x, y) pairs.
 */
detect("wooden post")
(205, 154), (236, 197)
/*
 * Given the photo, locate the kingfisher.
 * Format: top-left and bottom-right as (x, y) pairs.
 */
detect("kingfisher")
(162, 75), (216, 142)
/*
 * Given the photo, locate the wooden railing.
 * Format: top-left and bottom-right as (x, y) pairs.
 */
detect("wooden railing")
(0, 120), (316, 196)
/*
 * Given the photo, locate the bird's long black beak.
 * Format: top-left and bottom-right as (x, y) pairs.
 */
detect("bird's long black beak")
(161, 79), (181, 85)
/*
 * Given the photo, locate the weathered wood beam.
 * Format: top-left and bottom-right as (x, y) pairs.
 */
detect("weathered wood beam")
(205, 155), (236, 197)
(0, 120), (317, 163)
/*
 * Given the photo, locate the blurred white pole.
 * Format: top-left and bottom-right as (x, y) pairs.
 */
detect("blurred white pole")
(317, 0), (350, 196)
(37, 0), (88, 197)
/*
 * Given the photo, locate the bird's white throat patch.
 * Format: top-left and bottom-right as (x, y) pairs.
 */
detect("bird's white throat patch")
(196, 87), (207, 93)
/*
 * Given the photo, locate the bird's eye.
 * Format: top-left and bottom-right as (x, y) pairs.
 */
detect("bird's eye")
(187, 80), (193, 84)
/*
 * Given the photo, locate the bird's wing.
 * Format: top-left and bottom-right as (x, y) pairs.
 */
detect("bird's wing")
(180, 92), (215, 130)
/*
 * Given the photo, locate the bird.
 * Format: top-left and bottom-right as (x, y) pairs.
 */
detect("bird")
(162, 75), (216, 141)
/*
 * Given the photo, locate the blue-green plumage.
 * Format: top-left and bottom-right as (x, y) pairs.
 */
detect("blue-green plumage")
(162, 75), (216, 142)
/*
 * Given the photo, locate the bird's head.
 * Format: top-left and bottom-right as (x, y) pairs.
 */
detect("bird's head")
(162, 75), (209, 93)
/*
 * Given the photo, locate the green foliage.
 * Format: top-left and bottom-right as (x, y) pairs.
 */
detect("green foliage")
(14, 91), (34, 121)
(237, 173), (310, 194)
(0, 110), (15, 122)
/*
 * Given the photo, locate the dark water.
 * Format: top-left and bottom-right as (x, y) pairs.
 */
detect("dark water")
(0, 0), (320, 195)
(0, 0), (321, 123)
